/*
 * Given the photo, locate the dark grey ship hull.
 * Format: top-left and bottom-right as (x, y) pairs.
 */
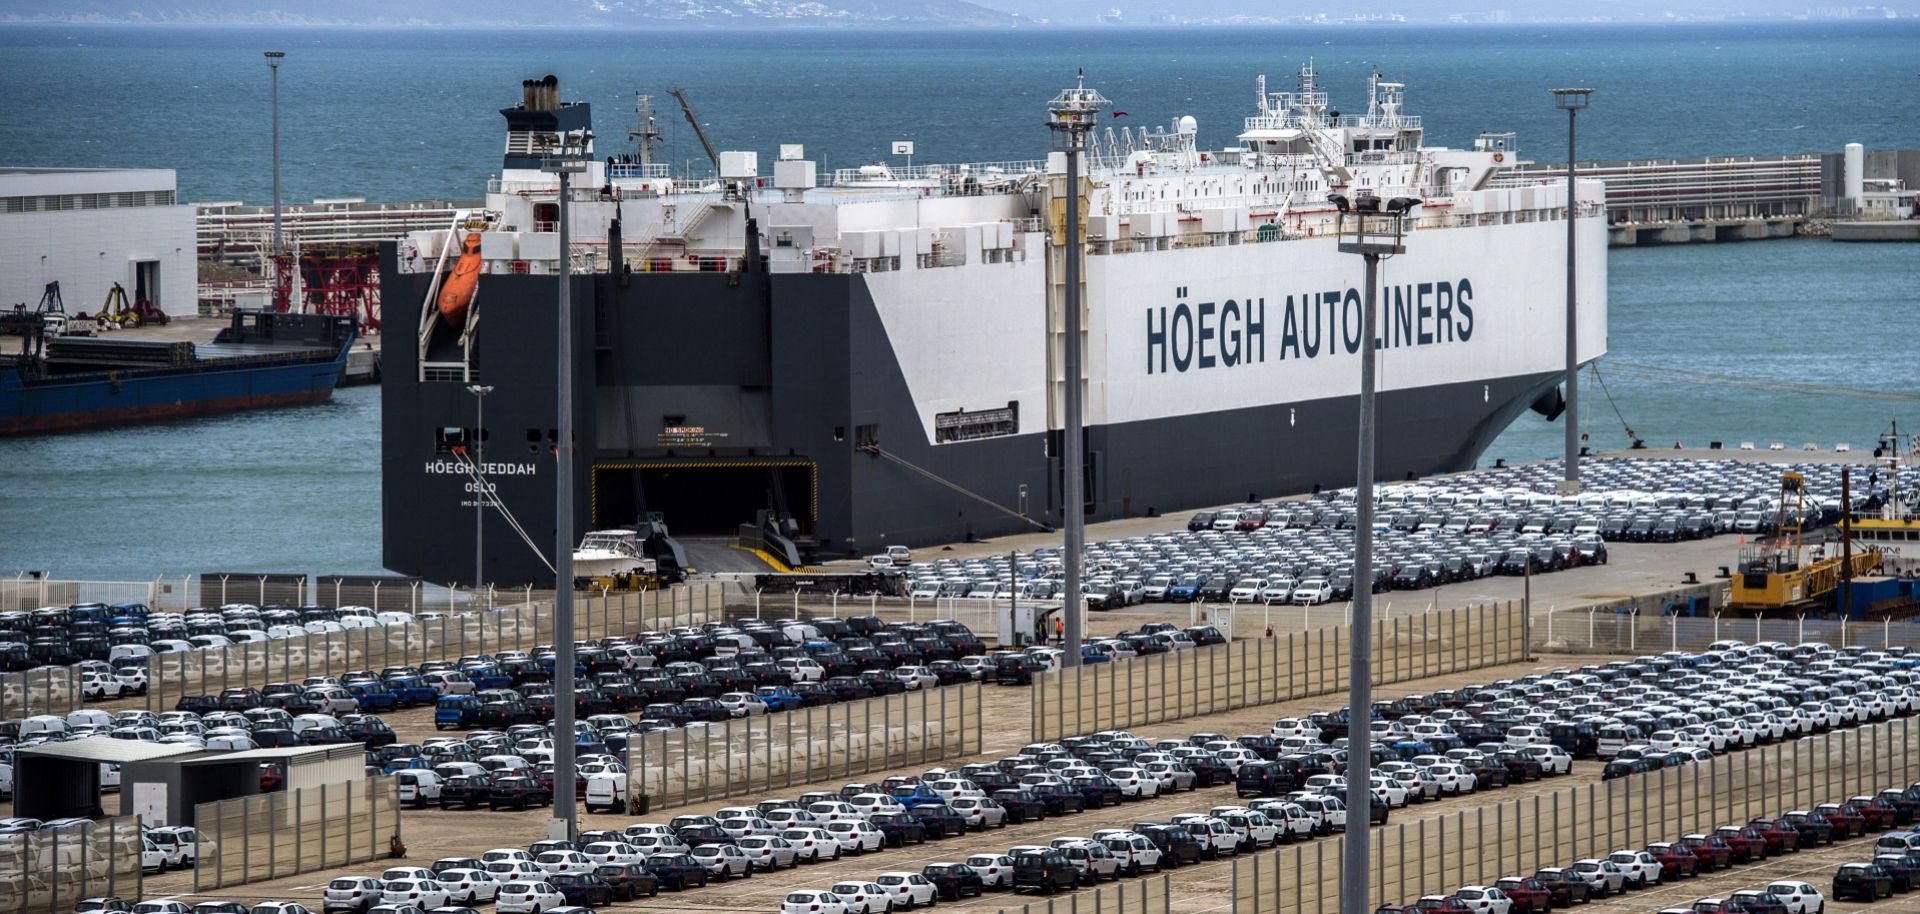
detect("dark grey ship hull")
(380, 247), (1559, 586)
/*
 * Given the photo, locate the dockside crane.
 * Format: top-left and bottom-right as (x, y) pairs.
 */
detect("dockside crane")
(1729, 470), (1882, 611)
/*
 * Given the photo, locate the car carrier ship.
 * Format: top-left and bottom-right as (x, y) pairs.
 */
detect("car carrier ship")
(380, 69), (1609, 586)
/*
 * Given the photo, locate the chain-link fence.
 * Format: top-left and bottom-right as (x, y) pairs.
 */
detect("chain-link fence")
(0, 577), (198, 613)
(1538, 603), (1920, 654)
(1031, 602), (1526, 742)
(194, 776), (400, 891)
(0, 668), (81, 723)
(991, 872), (1172, 914)
(0, 817), (144, 914)
(140, 582), (727, 714)
(1230, 715), (1920, 914)
(628, 682), (982, 812)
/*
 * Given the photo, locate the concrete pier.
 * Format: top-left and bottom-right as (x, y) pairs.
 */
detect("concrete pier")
(1832, 220), (1920, 242)
(1608, 216), (1800, 247)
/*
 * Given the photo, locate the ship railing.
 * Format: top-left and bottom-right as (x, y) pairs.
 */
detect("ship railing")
(608, 162), (673, 180)
(828, 159), (1048, 187)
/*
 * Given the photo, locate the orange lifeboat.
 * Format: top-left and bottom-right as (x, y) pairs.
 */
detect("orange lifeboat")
(437, 232), (483, 327)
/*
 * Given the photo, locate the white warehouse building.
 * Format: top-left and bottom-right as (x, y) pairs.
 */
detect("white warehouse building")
(1, 167), (197, 320)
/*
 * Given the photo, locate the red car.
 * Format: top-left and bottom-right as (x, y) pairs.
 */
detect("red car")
(1678, 834), (1734, 871)
(1714, 825), (1768, 864)
(1853, 794), (1901, 830)
(1815, 802), (1867, 839)
(259, 762), (285, 792)
(1645, 843), (1700, 879)
(1746, 818), (1803, 854)
(1495, 876), (1554, 913)
(1413, 896), (1473, 914)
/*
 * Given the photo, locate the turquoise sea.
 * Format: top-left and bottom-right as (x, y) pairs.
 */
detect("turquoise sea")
(0, 23), (1914, 579)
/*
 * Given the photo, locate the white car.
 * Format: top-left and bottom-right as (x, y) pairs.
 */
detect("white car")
(1454, 886), (1511, 914)
(1520, 745), (1574, 775)
(782, 891), (848, 914)
(1369, 776), (1409, 808)
(1570, 858), (1626, 895)
(1765, 881), (1825, 914)
(778, 827), (843, 862)
(1606, 850), (1662, 888)
(967, 853), (1019, 887)
(949, 797), (1008, 829)
(580, 842), (640, 866)
(493, 881), (564, 914)
(809, 801), (868, 823)
(1504, 725), (1551, 748)
(691, 843), (753, 879)
(436, 870), (501, 905)
(1107, 767), (1161, 798)
(1284, 576), (1329, 605)
(381, 879), (451, 909)
(532, 851), (594, 875)
(824, 820), (886, 855)
(1271, 718), (1322, 741)
(324, 877), (385, 913)
(735, 835), (799, 870)
(829, 882), (894, 914)
(717, 692), (768, 717)
(139, 838), (167, 874)
(874, 872), (938, 908)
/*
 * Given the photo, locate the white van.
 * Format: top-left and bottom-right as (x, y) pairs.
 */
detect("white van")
(18, 715), (68, 738)
(1596, 726), (1637, 759)
(396, 770), (443, 807)
(584, 775), (627, 814)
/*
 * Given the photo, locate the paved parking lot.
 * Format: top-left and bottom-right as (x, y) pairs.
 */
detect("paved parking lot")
(124, 656), (1603, 910)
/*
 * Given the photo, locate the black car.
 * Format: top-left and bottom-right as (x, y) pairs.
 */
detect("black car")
(909, 804), (969, 838)
(486, 776), (551, 810)
(992, 789), (1048, 823)
(822, 676), (875, 701)
(1070, 774), (1124, 808)
(994, 655), (1046, 686)
(643, 854), (711, 891)
(1012, 849), (1080, 895)
(922, 863), (986, 900)
(869, 812), (927, 846)
(1134, 823), (1204, 867)
(547, 873), (613, 907)
(439, 775), (494, 809)
(675, 824), (734, 847)
(1236, 761), (1294, 798)
(1532, 868), (1592, 905)
(1031, 783), (1087, 816)
(1834, 863), (1893, 901)
(1872, 854), (1916, 892)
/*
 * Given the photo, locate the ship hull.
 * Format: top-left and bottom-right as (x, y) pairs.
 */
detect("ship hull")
(1, 329), (353, 436)
(379, 235), (1593, 586)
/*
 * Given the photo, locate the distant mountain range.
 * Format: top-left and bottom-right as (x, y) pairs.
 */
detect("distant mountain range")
(1, 0), (1904, 26)
(0, 0), (1017, 27)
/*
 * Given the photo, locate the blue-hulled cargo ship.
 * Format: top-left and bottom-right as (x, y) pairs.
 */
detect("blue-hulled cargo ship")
(0, 311), (357, 436)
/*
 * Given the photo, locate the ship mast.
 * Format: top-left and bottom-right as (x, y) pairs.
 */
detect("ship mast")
(628, 93), (663, 168)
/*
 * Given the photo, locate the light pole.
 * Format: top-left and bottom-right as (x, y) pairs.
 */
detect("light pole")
(1046, 70), (1108, 668)
(264, 51), (285, 255)
(468, 384), (494, 589)
(1551, 87), (1593, 494)
(1330, 190), (1415, 914)
(542, 150), (587, 840)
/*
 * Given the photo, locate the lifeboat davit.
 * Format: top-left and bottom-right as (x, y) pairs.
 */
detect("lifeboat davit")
(437, 232), (483, 327)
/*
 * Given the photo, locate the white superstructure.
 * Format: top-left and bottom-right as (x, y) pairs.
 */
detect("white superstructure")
(399, 65), (1607, 447)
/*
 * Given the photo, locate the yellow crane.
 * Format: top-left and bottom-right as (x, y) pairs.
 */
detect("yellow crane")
(1729, 471), (1881, 610)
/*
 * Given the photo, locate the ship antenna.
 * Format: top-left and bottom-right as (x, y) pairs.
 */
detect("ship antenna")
(628, 93), (662, 168)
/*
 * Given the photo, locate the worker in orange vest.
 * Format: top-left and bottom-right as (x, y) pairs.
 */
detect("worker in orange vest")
(1055, 616), (1065, 644)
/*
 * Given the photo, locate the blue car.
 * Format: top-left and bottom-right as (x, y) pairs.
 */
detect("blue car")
(434, 695), (479, 730)
(1166, 574), (1208, 603)
(351, 682), (401, 711)
(461, 663), (514, 690)
(1080, 644), (1111, 664)
(753, 685), (803, 712)
(384, 675), (439, 706)
(888, 784), (945, 809)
